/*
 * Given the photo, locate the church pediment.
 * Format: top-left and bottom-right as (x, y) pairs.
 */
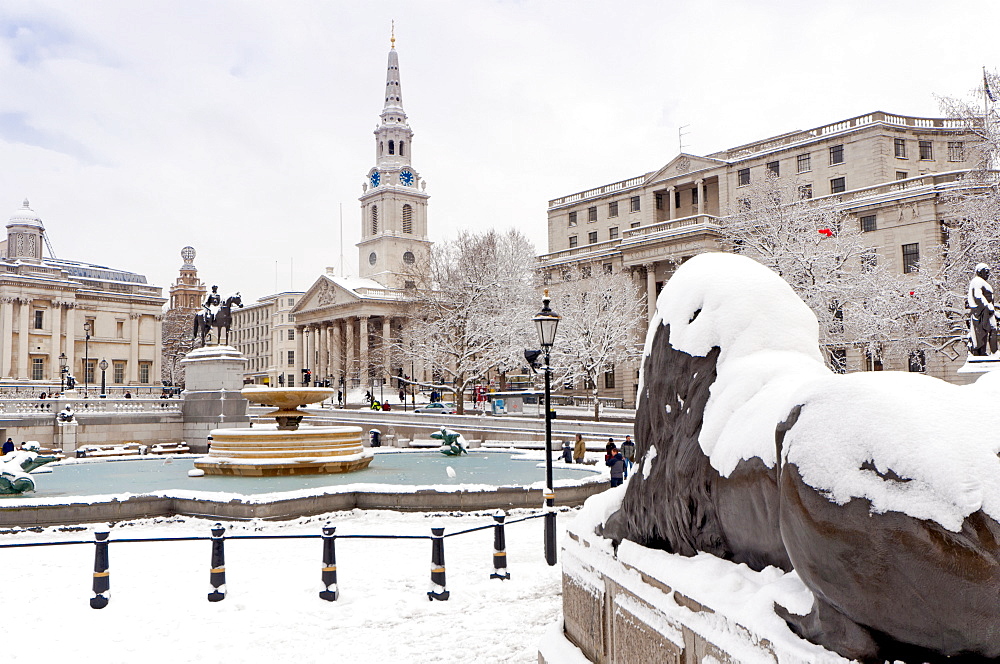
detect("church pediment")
(646, 153), (727, 185)
(292, 276), (359, 315)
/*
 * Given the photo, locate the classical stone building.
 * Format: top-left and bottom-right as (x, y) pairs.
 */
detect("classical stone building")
(160, 246), (206, 387)
(540, 111), (983, 404)
(0, 200), (165, 390)
(289, 36), (429, 390)
(231, 291), (303, 386)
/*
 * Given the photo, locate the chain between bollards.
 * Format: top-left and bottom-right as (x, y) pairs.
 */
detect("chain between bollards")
(319, 524), (339, 601)
(207, 523), (227, 602)
(544, 488), (557, 566)
(90, 530), (110, 609)
(427, 526), (450, 601)
(491, 511), (510, 580)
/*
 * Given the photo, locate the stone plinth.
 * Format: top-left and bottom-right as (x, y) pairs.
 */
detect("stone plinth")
(180, 346), (250, 451)
(180, 345), (247, 390)
(195, 424), (373, 476)
(56, 420), (78, 455)
(957, 355), (1000, 374)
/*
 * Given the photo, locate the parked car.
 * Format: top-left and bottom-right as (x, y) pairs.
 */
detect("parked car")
(414, 402), (457, 414)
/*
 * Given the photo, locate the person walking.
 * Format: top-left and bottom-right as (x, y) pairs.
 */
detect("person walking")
(573, 433), (586, 464)
(605, 444), (626, 487)
(622, 435), (636, 472)
(1, 438), (13, 455)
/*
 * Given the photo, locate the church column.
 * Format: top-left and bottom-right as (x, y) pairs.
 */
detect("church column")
(345, 318), (355, 386)
(153, 314), (163, 386)
(317, 324), (327, 383)
(50, 300), (62, 381)
(382, 317), (392, 381)
(294, 325), (305, 385)
(64, 304), (76, 382)
(645, 264), (657, 321)
(696, 178), (705, 216)
(128, 313), (140, 384)
(17, 298), (30, 379)
(0, 298), (13, 378)
(359, 316), (370, 387)
(667, 186), (675, 221)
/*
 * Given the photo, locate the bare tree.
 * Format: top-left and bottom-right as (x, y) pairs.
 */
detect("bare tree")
(399, 228), (537, 414)
(160, 307), (195, 387)
(548, 264), (644, 420)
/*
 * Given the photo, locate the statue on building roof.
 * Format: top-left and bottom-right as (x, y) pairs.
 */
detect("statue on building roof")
(967, 263), (998, 356)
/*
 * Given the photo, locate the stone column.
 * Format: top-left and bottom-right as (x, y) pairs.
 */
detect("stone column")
(50, 300), (63, 381)
(645, 264), (657, 321)
(359, 316), (370, 386)
(382, 317), (392, 380)
(319, 324), (329, 382)
(696, 178), (705, 216)
(345, 318), (355, 385)
(295, 324), (305, 384)
(64, 304), (76, 381)
(153, 314), (163, 386)
(667, 186), (675, 221)
(1, 298), (13, 378)
(128, 313), (140, 383)
(330, 321), (341, 382)
(17, 298), (30, 379)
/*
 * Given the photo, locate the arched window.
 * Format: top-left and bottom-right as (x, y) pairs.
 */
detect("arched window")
(403, 251), (415, 265)
(402, 204), (413, 234)
(379, 141), (383, 155)
(388, 140), (395, 155)
(399, 141), (405, 156)
(371, 205), (378, 234)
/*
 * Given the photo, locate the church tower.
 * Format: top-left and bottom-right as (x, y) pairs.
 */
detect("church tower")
(5, 199), (44, 262)
(357, 30), (432, 289)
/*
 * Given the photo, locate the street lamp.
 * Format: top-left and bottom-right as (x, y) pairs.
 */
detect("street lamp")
(83, 322), (91, 397)
(99, 359), (108, 398)
(533, 291), (560, 566)
(58, 352), (67, 393)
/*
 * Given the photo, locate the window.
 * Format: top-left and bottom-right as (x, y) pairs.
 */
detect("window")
(737, 198), (751, 211)
(388, 140), (394, 155)
(287, 329), (295, 341)
(797, 153), (811, 173)
(737, 168), (750, 186)
(674, 191), (681, 208)
(401, 251), (416, 266)
(609, 227), (619, 240)
(399, 141), (405, 156)
(919, 140), (933, 160)
(691, 188), (699, 205)
(404, 280), (416, 289)
(829, 144), (844, 164)
(31, 357), (43, 381)
(116, 320), (124, 338)
(287, 298), (295, 306)
(568, 235), (578, 248)
(33, 310), (43, 330)
(830, 177), (846, 194)
(84, 359), (95, 384)
(139, 362), (151, 384)
(287, 375), (294, 387)
(896, 171), (908, 180)
(861, 252), (877, 273)
(655, 193), (663, 210)
(908, 350), (926, 373)
(860, 214), (877, 232)
(588, 231), (598, 244)
(608, 201), (618, 217)
(604, 367), (615, 389)
(902, 243), (920, 273)
(588, 206), (597, 222)
(766, 161), (780, 176)
(568, 211), (577, 227)
(580, 265), (592, 279)
(113, 361), (125, 384)
(798, 184), (813, 200)
(287, 350), (295, 367)
(829, 348), (847, 374)
(603, 263), (613, 274)
(948, 141), (965, 162)
(629, 196), (641, 212)
(402, 204), (413, 234)
(630, 221), (640, 228)
(894, 138), (907, 158)
(371, 205), (378, 234)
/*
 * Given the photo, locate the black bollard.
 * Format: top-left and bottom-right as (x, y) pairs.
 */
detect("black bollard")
(427, 526), (450, 601)
(90, 530), (110, 609)
(490, 511), (510, 580)
(319, 523), (339, 601)
(544, 489), (557, 566)
(207, 523), (227, 602)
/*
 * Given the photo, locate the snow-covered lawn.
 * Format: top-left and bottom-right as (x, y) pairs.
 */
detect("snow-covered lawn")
(2, 508), (571, 663)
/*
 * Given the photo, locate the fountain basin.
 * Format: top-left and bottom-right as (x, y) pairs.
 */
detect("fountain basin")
(195, 424), (373, 476)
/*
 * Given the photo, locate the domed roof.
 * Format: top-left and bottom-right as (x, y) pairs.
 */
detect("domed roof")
(8, 199), (43, 229)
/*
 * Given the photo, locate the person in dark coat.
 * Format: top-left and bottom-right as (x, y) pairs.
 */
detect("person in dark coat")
(606, 444), (626, 487)
(1, 438), (14, 455)
(622, 435), (636, 471)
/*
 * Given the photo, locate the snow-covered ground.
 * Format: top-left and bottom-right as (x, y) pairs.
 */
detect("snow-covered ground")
(1, 507), (573, 663)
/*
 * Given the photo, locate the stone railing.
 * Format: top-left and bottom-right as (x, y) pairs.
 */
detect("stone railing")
(537, 239), (621, 264)
(0, 398), (181, 415)
(621, 213), (721, 241)
(548, 175), (647, 209)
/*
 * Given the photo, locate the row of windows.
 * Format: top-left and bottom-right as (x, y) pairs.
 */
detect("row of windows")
(542, 262), (616, 284)
(567, 196), (640, 227)
(828, 348), (928, 374)
(893, 138), (964, 162)
(371, 204), (415, 235)
(379, 140), (405, 156)
(569, 226), (621, 247)
(739, 144), (845, 187)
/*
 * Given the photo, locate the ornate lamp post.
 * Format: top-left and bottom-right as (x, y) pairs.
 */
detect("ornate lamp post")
(58, 352), (67, 393)
(99, 359), (108, 398)
(83, 322), (91, 396)
(533, 292), (560, 566)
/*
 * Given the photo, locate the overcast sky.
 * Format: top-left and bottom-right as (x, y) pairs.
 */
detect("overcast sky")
(0, 0), (997, 302)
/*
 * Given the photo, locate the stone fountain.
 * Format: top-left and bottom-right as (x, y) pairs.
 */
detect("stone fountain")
(194, 387), (373, 476)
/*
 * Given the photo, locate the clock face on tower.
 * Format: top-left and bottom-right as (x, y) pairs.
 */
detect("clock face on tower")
(399, 169), (414, 186)
(370, 171), (381, 188)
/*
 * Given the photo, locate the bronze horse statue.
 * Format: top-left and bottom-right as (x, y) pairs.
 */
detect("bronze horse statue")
(193, 293), (242, 347)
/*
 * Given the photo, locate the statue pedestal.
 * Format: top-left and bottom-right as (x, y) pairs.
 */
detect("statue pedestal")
(957, 354), (1000, 374)
(180, 346), (249, 452)
(57, 420), (78, 455)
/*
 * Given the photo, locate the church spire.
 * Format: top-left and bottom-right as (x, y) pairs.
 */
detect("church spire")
(382, 26), (405, 121)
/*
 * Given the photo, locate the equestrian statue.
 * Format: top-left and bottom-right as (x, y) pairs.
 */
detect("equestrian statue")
(193, 285), (243, 347)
